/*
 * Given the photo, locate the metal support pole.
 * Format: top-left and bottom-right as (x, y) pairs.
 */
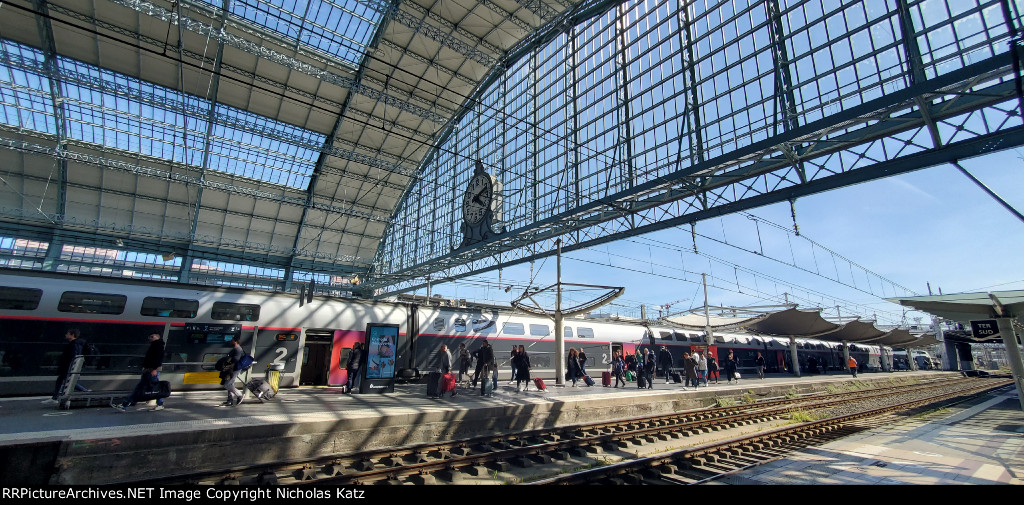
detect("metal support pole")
(995, 318), (1024, 411)
(789, 336), (800, 377)
(952, 162), (1024, 225)
(554, 239), (565, 386)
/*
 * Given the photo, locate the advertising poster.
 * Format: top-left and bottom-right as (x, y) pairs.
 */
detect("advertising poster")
(364, 325), (398, 380)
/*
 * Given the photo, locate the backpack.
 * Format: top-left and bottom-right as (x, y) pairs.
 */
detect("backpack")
(235, 353), (255, 371)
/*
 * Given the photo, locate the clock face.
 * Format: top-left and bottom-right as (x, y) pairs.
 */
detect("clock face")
(462, 174), (492, 224)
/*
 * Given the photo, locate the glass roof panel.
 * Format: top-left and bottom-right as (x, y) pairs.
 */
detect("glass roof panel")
(0, 40), (324, 190)
(208, 0), (387, 67)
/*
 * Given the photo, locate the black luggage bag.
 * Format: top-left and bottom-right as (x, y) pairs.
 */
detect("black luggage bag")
(245, 377), (276, 402)
(670, 372), (682, 384)
(637, 372), (647, 389)
(139, 380), (171, 401)
(425, 371), (442, 398)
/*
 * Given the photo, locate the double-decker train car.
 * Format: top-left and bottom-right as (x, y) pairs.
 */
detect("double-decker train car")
(0, 270), (885, 397)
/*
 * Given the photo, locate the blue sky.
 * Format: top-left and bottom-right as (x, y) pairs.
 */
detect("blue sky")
(425, 146), (1024, 328)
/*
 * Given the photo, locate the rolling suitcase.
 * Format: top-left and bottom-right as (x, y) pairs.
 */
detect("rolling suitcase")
(533, 377), (546, 391)
(601, 372), (612, 387)
(637, 372), (647, 389)
(582, 374), (595, 387)
(426, 371), (443, 398)
(481, 376), (494, 396)
(245, 377), (275, 402)
(670, 372), (682, 384)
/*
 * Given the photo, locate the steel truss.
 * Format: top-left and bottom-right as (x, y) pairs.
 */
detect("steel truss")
(368, 46), (1024, 297)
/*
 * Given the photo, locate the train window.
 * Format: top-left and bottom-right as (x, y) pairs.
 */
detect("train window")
(433, 318), (445, 331)
(58, 291), (127, 314)
(563, 327), (573, 338)
(454, 318), (467, 332)
(502, 323), (525, 335)
(659, 331), (673, 341)
(141, 297), (199, 318)
(529, 324), (550, 337)
(472, 318), (495, 333)
(688, 334), (702, 343)
(0, 286), (42, 310)
(577, 327), (594, 338)
(211, 302), (260, 321)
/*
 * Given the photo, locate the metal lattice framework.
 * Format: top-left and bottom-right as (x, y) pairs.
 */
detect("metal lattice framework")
(371, 0), (1024, 297)
(0, 0), (1021, 299)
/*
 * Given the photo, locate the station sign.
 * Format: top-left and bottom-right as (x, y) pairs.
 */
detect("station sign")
(969, 319), (1000, 341)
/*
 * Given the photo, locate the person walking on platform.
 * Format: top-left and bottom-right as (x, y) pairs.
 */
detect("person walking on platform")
(578, 349), (589, 376)
(113, 332), (165, 412)
(219, 335), (245, 407)
(707, 353), (720, 384)
(642, 348), (656, 389)
(755, 352), (766, 380)
(724, 350), (739, 384)
(43, 328), (90, 405)
(457, 343), (471, 383)
(611, 350), (626, 387)
(472, 339), (494, 389)
(345, 342), (363, 394)
(847, 356), (858, 378)
(657, 346), (673, 384)
(696, 350), (708, 386)
(512, 345), (531, 392)
(509, 346), (519, 385)
(566, 348), (583, 387)
(437, 344), (457, 398)
(682, 352), (698, 390)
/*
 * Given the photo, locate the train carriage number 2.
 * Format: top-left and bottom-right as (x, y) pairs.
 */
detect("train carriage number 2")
(273, 347), (288, 365)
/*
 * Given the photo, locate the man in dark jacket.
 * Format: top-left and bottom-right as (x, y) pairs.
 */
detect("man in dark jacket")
(471, 339), (494, 387)
(346, 342), (362, 393)
(643, 348), (656, 389)
(113, 332), (165, 412)
(657, 346), (674, 384)
(43, 328), (89, 405)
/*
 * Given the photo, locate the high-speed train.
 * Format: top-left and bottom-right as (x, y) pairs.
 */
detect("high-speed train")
(0, 270), (882, 396)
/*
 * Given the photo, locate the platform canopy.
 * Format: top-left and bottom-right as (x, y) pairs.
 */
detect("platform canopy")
(743, 308), (841, 339)
(660, 312), (771, 332)
(887, 291), (1024, 323)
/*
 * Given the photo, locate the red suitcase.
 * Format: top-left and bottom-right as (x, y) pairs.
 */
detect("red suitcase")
(440, 373), (457, 393)
(533, 377), (546, 391)
(602, 371), (612, 387)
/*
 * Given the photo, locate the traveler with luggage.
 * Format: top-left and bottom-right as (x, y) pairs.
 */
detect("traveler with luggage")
(471, 339), (493, 388)
(755, 352), (766, 379)
(436, 344), (457, 398)
(566, 348), (583, 387)
(642, 348), (656, 389)
(43, 328), (91, 405)
(219, 335), (246, 407)
(682, 352), (699, 390)
(112, 332), (166, 412)
(724, 350), (739, 384)
(512, 345), (531, 392)
(611, 350), (626, 387)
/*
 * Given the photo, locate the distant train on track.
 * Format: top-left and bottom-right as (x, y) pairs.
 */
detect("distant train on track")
(0, 270), (882, 396)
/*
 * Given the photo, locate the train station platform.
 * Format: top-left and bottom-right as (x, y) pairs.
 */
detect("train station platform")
(0, 370), (1018, 485)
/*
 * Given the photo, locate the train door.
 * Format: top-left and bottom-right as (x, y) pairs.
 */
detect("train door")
(300, 330), (333, 386)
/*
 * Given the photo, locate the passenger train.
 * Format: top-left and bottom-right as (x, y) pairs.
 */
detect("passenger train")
(0, 270), (882, 396)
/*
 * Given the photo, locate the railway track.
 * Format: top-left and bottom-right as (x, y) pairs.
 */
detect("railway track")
(145, 376), (1009, 485)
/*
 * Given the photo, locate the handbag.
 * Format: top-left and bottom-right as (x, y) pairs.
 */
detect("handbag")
(734, 371), (741, 379)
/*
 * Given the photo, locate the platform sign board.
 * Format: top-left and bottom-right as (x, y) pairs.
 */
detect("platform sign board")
(360, 323), (399, 394)
(969, 319), (1000, 341)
